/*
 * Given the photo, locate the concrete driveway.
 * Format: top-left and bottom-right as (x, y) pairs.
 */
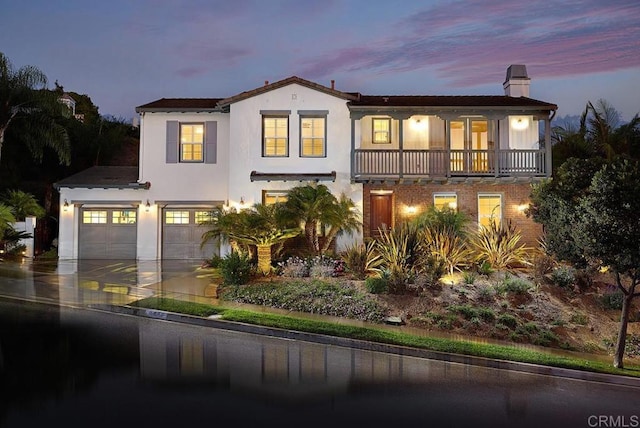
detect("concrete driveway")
(0, 258), (220, 307)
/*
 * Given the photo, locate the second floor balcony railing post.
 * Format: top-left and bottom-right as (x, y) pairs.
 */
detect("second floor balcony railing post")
(398, 118), (404, 178)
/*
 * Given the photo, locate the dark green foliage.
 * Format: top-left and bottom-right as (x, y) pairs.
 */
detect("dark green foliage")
(601, 289), (624, 310)
(220, 251), (253, 285)
(496, 314), (518, 329)
(413, 205), (470, 237)
(550, 265), (576, 288)
(365, 276), (388, 294)
(498, 274), (533, 294)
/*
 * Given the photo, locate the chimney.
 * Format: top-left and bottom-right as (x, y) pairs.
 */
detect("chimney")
(264, 80), (269, 86)
(503, 64), (530, 98)
(331, 80), (335, 90)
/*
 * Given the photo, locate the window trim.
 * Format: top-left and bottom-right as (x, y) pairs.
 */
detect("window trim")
(477, 193), (502, 228)
(262, 115), (289, 157)
(179, 123), (205, 163)
(433, 193), (457, 211)
(262, 190), (289, 205)
(372, 117), (392, 144)
(299, 115), (327, 158)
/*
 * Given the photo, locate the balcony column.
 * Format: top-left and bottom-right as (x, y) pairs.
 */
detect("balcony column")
(398, 118), (404, 179)
(544, 116), (552, 177)
(350, 117), (356, 181)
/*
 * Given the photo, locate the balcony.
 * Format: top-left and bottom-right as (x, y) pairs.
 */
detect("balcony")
(353, 149), (548, 182)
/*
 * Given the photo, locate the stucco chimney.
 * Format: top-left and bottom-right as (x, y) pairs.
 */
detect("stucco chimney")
(503, 64), (530, 98)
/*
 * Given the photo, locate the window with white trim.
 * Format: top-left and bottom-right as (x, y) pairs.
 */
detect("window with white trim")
(300, 117), (326, 157)
(434, 193), (457, 211)
(180, 123), (204, 162)
(372, 118), (391, 144)
(478, 194), (502, 228)
(263, 116), (289, 157)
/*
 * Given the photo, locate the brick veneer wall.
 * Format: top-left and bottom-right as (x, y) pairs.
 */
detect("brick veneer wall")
(363, 182), (543, 247)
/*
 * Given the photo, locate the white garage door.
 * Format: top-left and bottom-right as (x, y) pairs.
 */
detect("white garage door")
(162, 209), (218, 260)
(79, 208), (137, 259)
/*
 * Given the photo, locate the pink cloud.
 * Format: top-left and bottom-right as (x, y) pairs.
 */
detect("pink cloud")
(297, 0), (640, 87)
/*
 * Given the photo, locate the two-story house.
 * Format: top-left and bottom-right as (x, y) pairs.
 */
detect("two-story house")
(54, 64), (556, 261)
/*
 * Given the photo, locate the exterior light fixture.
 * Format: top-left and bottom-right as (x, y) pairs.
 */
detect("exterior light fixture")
(510, 116), (529, 131)
(63, 199), (69, 212)
(406, 198), (417, 215)
(516, 200), (528, 213)
(145, 199), (151, 212)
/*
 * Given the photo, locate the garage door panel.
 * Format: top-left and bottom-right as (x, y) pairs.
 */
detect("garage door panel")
(79, 208), (137, 259)
(163, 209), (219, 260)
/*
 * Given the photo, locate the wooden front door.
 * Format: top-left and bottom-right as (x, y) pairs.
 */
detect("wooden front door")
(370, 194), (392, 236)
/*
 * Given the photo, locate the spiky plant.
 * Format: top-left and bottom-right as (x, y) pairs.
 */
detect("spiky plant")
(341, 240), (382, 280)
(468, 219), (531, 270)
(421, 226), (472, 275)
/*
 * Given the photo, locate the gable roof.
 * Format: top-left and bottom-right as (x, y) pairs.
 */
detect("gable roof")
(53, 166), (149, 190)
(217, 76), (359, 107)
(349, 95), (557, 110)
(135, 98), (224, 113)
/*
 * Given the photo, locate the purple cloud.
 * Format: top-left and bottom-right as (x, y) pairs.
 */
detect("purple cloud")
(297, 0), (640, 87)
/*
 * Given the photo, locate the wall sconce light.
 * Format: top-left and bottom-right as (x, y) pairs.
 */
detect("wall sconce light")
(406, 198), (417, 215)
(510, 116), (529, 131)
(63, 199), (69, 212)
(240, 196), (245, 205)
(145, 199), (151, 212)
(516, 201), (528, 214)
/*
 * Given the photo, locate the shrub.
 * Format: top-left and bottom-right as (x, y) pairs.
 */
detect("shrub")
(550, 265), (576, 288)
(365, 276), (388, 294)
(570, 313), (589, 325)
(601, 287), (624, 310)
(462, 271), (477, 285)
(532, 252), (555, 283)
(497, 313), (518, 329)
(477, 260), (494, 276)
(468, 220), (531, 270)
(202, 254), (223, 268)
(308, 255), (343, 278)
(421, 227), (471, 275)
(219, 279), (388, 323)
(341, 240), (382, 280)
(279, 256), (309, 277)
(476, 285), (495, 302)
(413, 205), (470, 238)
(448, 304), (478, 320)
(220, 250), (253, 285)
(498, 273), (532, 295)
(375, 224), (422, 293)
(478, 307), (496, 322)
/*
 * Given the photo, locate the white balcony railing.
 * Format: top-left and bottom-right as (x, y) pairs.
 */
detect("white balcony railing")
(353, 149), (547, 179)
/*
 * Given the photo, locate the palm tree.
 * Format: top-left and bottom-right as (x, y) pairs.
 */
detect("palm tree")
(0, 203), (16, 240)
(0, 52), (70, 166)
(201, 204), (300, 275)
(320, 193), (361, 254)
(2, 189), (46, 220)
(282, 184), (339, 254)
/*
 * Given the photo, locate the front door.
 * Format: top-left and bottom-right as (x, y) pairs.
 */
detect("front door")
(370, 194), (392, 236)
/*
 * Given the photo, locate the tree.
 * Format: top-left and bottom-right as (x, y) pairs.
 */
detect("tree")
(0, 203), (16, 240)
(573, 159), (640, 368)
(201, 204), (299, 275)
(282, 184), (339, 254)
(529, 157), (605, 267)
(320, 193), (361, 254)
(2, 189), (45, 220)
(0, 52), (70, 166)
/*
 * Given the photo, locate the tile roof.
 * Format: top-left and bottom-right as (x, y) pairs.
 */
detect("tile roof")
(53, 166), (149, 189)
(135, 98), (224, 112)
(218, 76), (359, 106)
(349, 95), (557, 109)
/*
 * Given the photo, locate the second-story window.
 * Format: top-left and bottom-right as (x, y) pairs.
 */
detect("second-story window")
(300, 117), (326, 157)
(180, 123), (204, 162)
(263, 116), (289, 157)
(372, 118), (391, 144)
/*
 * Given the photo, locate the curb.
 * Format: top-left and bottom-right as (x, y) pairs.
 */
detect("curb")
(95, 303), (640, 389)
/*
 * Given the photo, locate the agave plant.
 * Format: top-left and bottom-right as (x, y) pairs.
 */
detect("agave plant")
(468, 219), (531, 270)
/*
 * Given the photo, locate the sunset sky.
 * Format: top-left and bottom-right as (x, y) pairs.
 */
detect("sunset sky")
(2, 0), (639, 122)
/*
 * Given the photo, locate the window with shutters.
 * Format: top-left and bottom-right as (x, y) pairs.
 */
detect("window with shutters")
(180, 123), (204, 162)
